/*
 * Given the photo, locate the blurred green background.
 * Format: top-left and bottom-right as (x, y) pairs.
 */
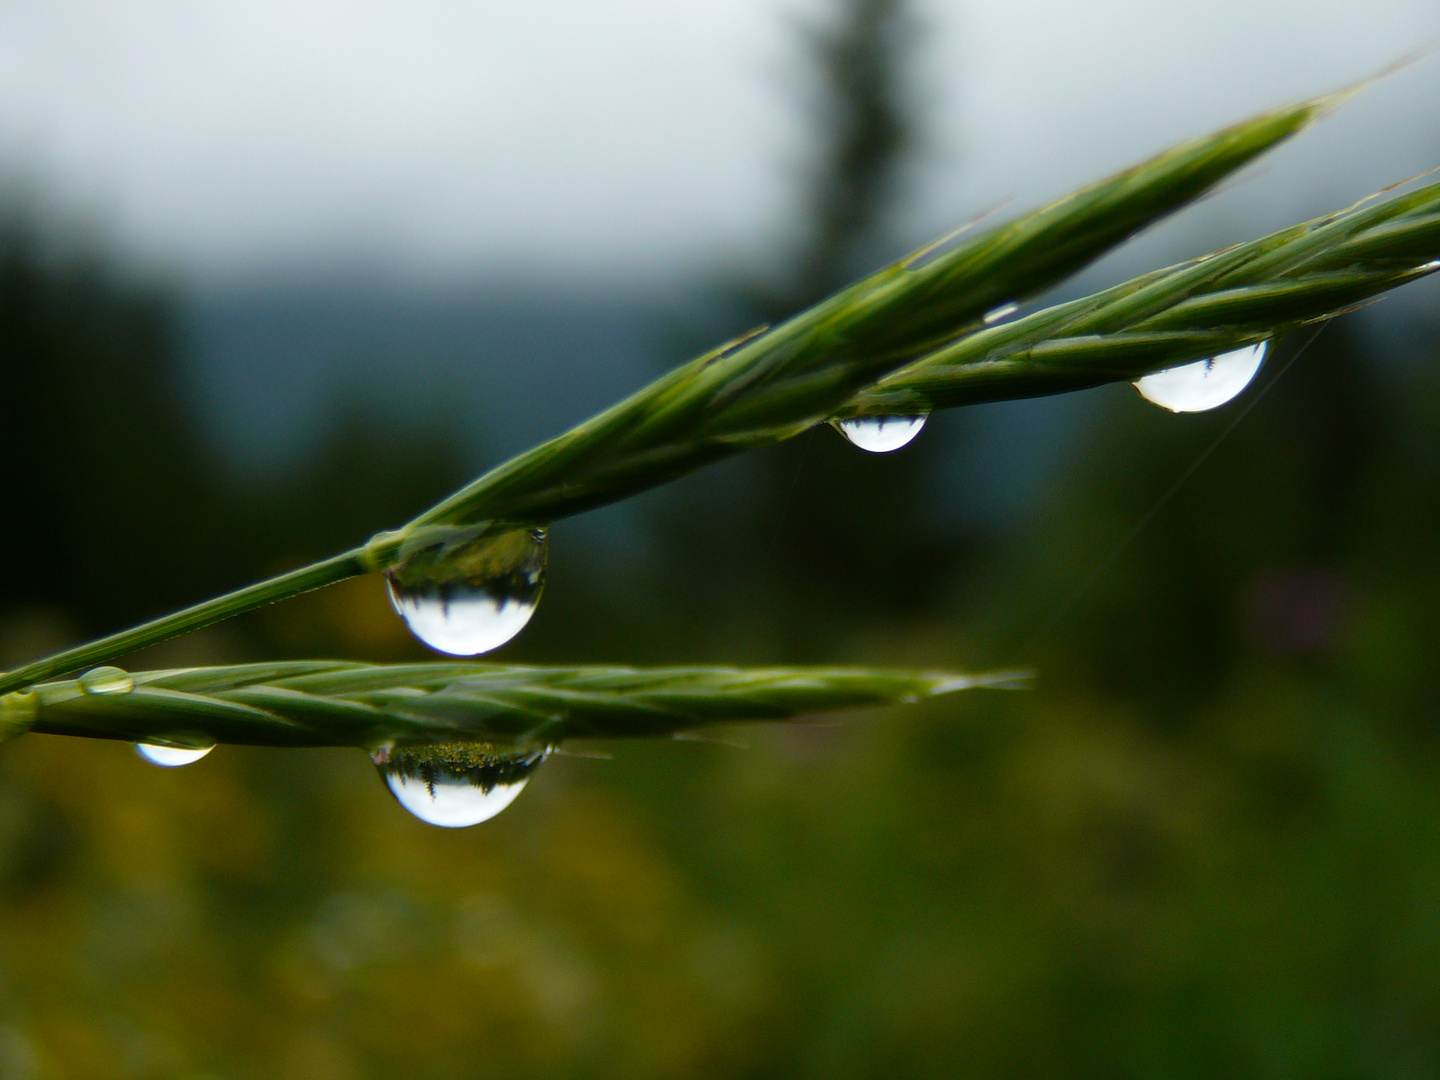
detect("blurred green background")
(4, 1), (1440, 1076)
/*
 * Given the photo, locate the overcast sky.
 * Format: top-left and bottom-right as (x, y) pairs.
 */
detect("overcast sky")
(2, 0), (1438, 284)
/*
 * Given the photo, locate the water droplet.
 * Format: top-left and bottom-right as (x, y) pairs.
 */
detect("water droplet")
(136, 741), (215, 767)
(832, 413), (929, 453)
(984, 302), (1020, 325)
(385, 526), (547, 655)
(1133, 341), (1268, 413)
(78, 666), (134, 695)
(373, 742), (549, 827)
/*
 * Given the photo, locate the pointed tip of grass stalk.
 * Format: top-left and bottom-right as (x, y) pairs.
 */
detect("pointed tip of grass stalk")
(928, 669), (1035, 695)
(1311, 42), (1440, 120)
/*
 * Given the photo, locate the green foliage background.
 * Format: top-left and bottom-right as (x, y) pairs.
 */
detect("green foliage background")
(3, 3), (1440, 1076)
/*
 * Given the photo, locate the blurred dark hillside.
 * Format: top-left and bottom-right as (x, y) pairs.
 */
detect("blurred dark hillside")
(182, 283), (667, 476)
(0, 214), (475, 668)
(3, 0), (1440, 1074)
(0, 217), (221, 638)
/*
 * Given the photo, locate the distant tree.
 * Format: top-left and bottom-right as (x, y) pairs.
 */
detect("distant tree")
(653, 0), (964, 659)
(773, 0), (923, 311)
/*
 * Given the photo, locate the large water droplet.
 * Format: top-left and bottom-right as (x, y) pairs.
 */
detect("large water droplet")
(1133, 341), (1268, 413)
(385, 526), (547, 655)
(136, 741), (215, 767)
(373, 742), (549, 827)
(832, 413), (929, 453)
(79, 666), (134, 695)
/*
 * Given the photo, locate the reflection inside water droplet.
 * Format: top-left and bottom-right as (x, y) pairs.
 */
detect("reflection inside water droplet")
(373, 742), (549, 827)
(79, 666), (135, 695)
(984, 302), (1020, 325)
(136, 742), (215, 767)
(385, 526), (547, 655)
(1133, 341), (1268, 413)
(832, 413), (929, 453)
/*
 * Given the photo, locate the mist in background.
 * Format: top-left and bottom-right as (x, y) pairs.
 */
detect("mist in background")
(4, 1), (1440, 1076)
(4, 0), (1440, 281)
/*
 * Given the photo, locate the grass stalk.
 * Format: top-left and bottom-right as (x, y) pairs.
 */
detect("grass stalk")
(1, 90), (1399, 693)
(0, 661), (1020, 748)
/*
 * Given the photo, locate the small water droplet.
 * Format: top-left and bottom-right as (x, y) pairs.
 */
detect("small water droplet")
(1133, 341), (1268, 413)
(373, 742), (548, 827)
(984, 302), (1020, 325)
(832, 413), (929, 453)
(386, 526), (547, 655)
(136, 741), (215, 767)
(78, 666), (134, 695)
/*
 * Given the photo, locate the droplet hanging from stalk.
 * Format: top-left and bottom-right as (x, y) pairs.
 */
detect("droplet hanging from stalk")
(385, 525), (547, 655)
(1133, 341), (1268, 413)
(136, 742), (215, 767)
(373, 742), (549, 827)
(832, 413), (929, 453)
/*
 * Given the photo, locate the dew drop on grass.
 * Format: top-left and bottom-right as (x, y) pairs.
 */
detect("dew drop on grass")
(832, 413), (929, 453)
(1133, 341), (1268, 413)
(386, 526), (547, 655)
(136, 742), (214, 767)
(373, 742), (549, 827)
(78, 666), (134, 695)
